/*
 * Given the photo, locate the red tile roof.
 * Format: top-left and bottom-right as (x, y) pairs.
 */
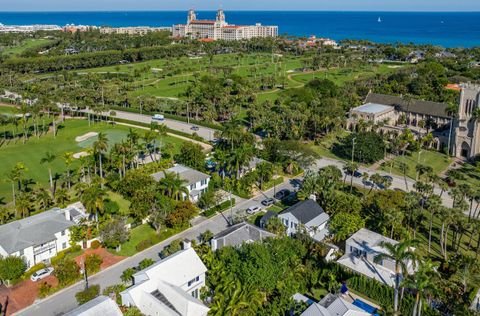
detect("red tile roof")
(198, 38), (215, 42)
(223, 25), (244, 29)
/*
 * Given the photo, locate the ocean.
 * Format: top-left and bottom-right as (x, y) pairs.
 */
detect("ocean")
(0, 11), (479, 48)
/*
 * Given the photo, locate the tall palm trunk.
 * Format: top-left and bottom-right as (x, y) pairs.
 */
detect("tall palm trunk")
(99, 154), (104, 188)
(394, 264), (400, 315)
(48, 167), (53, 191)
(428, 211), (434, 253)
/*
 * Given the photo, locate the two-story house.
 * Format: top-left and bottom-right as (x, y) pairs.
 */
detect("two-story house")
(120, 240), (209, 316)
(277, 199), (330, 242)
(337, 228), (415, 287)
(151, 164), (210, 202)
(0, 202), (87, 269)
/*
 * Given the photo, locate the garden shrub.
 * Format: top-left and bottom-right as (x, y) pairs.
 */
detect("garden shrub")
(90, 240), (101, 249)
(85, 254), (103, 275)
(38, 282), (54, 298)
(75, 284), (100, 305)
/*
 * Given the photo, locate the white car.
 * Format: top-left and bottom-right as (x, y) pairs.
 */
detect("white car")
(152, 114), (165, 121)
(30, 267), (54, 282)
(246, 206), (262, 215)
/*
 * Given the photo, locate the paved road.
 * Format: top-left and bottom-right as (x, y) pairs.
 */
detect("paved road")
(311, 157), (455, 208)
(16, 179), (297, 316)
(79, 108), (218, 141)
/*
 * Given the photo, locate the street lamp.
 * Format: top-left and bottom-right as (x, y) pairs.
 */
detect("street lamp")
(351, 137), (356, 163)
(80, 257), (89, 290)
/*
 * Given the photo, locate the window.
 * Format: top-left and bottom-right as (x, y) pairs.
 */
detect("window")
(61, 230), (66, 236)
(188, 276), (199, 287)
(62, 242), (67, 249)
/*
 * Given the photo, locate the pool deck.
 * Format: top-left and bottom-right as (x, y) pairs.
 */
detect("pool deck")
(344, 291), (381, 310)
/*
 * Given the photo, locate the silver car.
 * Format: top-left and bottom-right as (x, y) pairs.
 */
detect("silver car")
(30, 267), (54, 282)
(246, 206), (262, 215)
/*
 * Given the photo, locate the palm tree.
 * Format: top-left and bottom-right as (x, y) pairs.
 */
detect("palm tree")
(425, 195), (441, 253)
(35, 187), (53, 211)
(40, 151), (57, 193)
(402, 259), (438, 316)
(5, 162), (27, 207)
(55, 187), (70, 207)
(374, 239), (418, 315)
(63, 151), (74, 190)
(93, 132), (109, 188)
(0, 206), (13, 224)
(16, 192), (32, 218)
(159, 171), (188, 200)
(344, 161), (359, 193)
(81, 185), (106, 224)
(398, 162), (410, 191)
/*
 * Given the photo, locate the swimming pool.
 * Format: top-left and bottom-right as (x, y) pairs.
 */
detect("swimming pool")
(353, 299), (379, 315)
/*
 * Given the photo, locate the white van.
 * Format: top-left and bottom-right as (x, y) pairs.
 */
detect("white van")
(152, 114), (165, 121)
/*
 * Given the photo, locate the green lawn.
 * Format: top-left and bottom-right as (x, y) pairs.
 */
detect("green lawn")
(290, 64), (404, 87)
(115, 224), (157, 256)
(0, 118), (186, 201)
(379, 150), (452, 180)
(107, 191), (131, 216)
(1, 38), (53, 57)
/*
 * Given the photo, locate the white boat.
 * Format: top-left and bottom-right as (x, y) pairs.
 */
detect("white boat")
(378, 17), (382, 23)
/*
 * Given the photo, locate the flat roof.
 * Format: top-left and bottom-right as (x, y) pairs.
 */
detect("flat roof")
(352, 103), (394, 115)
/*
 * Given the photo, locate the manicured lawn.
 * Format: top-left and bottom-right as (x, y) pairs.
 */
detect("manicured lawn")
(115, 224), (157, 257)
(1, 38), (53, 57)
(290, 64), (405, 87)
(379, 150), (452, 180)
(0, 119), (186, 201)
(107, 191), (131, 216)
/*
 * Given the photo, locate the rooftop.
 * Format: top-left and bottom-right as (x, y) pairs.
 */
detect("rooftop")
(279, 199), (329, 226)
(351, 103), (394, 115)
(0, 203), (86, 254)
(151, 164), (210, 186)
(64, 295), (122, 316)
(365, 93), (449, 118)
(346, 228), (398, 255)
(212, 222), (275, 250)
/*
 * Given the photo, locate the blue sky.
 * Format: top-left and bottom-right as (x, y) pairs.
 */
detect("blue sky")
(2, 0), (480, 11)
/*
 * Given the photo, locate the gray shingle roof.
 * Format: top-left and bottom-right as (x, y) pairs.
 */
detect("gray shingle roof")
(151, 164), (210, 186)
(365, 93), (449, 119)
(0, 208), (74, 254)
(212, 222), (275, 249)
(279, 200), (329, 225)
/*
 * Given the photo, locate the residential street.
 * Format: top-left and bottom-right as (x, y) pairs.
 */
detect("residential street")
(79, 108), (218, 141)
(15, 180), (297, 316)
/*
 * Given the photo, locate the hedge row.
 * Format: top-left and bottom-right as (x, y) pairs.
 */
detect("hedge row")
(203, 198), (236, 218)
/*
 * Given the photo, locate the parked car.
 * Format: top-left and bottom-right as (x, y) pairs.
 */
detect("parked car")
(382, 175), (394, 182)
(190, 125), (200, 131)
(31, 267), (54, 282)
(152, 114), (165, 121)
(345, 170), (362, 178)
(261, 198), (275, 206)
(362, 180), (374, 188)
(274, 189), (291, 200)
(246, 206), (262, 215)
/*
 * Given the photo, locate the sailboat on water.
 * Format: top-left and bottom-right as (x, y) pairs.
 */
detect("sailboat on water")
(377, 17), (382, 23)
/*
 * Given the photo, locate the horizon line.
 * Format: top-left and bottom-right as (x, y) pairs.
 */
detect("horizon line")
(1, 9), (480, 13)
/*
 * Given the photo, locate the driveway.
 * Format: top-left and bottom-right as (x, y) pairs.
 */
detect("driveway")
(15, 178), (298, 316)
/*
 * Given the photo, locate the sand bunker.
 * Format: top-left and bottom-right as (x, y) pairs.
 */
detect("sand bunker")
(75, 132), (98, 142)
(73, 151), (90, 159)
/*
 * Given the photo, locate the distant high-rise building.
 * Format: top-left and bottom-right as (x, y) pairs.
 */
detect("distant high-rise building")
(173, 9), (278, 41)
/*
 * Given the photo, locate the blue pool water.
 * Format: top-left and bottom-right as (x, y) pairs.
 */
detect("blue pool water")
(353, 298), (379, 315)
(0, 11), (480, 47)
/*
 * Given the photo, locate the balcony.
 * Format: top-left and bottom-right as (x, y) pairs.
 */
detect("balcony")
(33, 241), (56, 256)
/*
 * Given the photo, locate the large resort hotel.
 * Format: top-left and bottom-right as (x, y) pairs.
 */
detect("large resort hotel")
(173, 9), (278, 41)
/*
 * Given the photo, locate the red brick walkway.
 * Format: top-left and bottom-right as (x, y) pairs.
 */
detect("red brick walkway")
(0, 248), (125, 315)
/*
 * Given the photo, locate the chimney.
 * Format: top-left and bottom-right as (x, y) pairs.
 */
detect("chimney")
(182, 239), (191, 250)
(64, 208), (71, 221)
(309, 194), (317, 201)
